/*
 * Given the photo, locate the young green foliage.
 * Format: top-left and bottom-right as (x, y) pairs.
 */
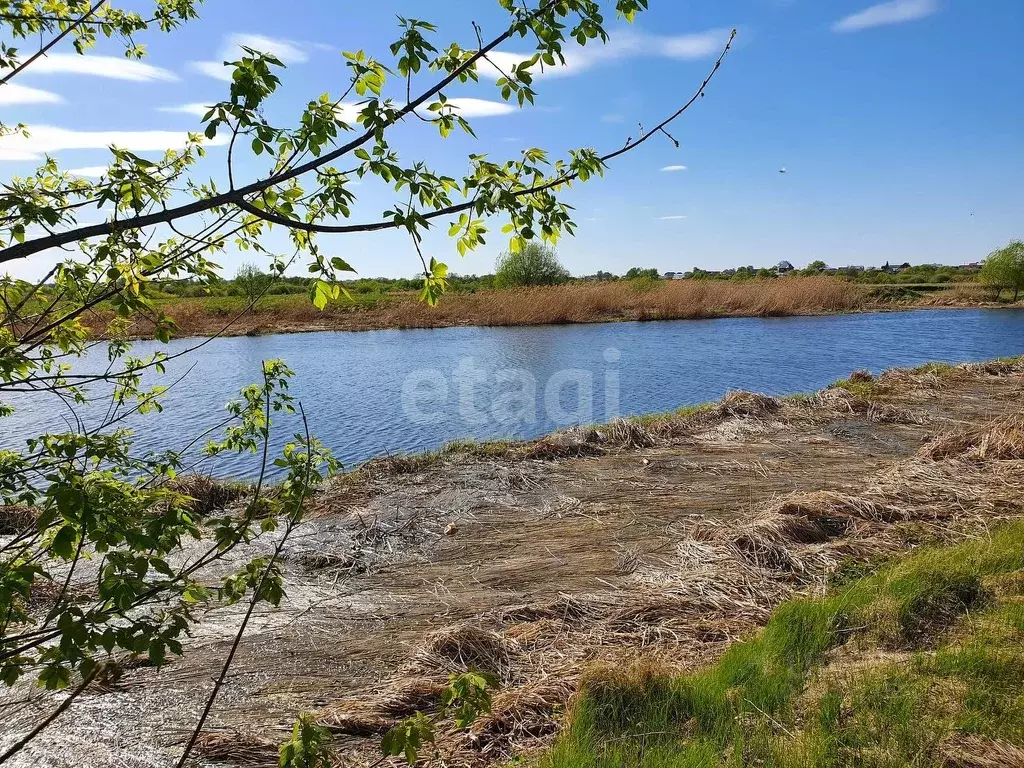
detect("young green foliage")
(0, 0), (733, 761)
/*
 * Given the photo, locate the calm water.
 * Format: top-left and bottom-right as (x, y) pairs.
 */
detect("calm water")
(3, 308), (1023, 478)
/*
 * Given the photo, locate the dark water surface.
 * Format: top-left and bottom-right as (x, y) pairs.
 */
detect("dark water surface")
(3, 308), (1022, 478)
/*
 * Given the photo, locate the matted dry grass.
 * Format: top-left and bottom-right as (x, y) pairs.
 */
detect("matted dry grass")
(0, 504), (37, 535)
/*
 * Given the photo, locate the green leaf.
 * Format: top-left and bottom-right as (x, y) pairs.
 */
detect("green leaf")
(51, 525), (77, 560)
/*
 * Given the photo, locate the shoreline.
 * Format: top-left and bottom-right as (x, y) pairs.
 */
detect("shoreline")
(91, 296), (1016, 343)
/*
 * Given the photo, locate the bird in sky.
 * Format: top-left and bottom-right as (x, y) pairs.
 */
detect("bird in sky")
(779, 167), (788, 174)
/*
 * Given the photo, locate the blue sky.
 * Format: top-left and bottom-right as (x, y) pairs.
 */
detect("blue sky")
(2, 0), (1022, 280)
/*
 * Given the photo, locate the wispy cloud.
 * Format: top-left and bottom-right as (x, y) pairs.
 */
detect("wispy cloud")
(478, 28), (732, 80)
(601, 113), (625, 124)
(21, 53), (177, 82)
(187, 61), (232, 82)
(833, 0), (938, 32)
(444, 98), (516, 118)
(0, 125), (227, 161)
(157, 103), (214, 117)
(0, 83), (63, 106)
(661, 165), (688, 172)
(191, 33), (310, 82)
(66, 165), (108, 178)
(657, 215), (687, 220)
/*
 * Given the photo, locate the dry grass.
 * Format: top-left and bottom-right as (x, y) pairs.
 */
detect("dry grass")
(191, 730), (279, 765)
(165, 473), (249, 515)
(88, 277), (873, 338)
(941, 735), (1024, 768)
(715, 391), (782, 419)
(416, 624), (519, 679)
(921, 412), (1024, 461)
(0, 504), (37, 535)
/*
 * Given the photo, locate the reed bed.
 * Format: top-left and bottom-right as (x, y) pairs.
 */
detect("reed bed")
(90, 277), (872, 338)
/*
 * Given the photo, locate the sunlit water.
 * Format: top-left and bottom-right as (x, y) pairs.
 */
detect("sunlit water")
(2, 308), (1022, 479)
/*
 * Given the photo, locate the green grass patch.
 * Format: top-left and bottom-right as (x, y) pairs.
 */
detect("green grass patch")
(540, 522), (1024, 767)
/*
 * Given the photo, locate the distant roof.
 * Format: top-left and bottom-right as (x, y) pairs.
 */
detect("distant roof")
(777, 260), (794, 269)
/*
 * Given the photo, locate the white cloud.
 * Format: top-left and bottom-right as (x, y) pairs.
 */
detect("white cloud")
(478, 28), (731, 80)
(657, 215), (687, 220)
(188, 61), (232, 82)
(0, 83), (63, 106)
(21, 52), (177, 82)
(658, 32), (727, 59)
(231, 34), (308, 63)
(191, 33), (309, 81)
(157, 103), (215, 117)
(443, 98), (516, 118)
(66, 165), (108, 177)
(661, 165), (688, 172)
(0, 125), (227, 161)
(833, 0), (938, 32)
(334, 103), (365, 123)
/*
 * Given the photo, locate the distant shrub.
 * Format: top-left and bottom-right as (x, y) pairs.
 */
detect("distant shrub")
(629, 275), (661, 292)
(495, 242), (570, 288)
(625, 267), (660, 280)
(234, 262), (274, 306)
(868, 285), (922, 303)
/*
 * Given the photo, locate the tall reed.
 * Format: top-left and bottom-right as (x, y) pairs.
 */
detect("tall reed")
(92, 277), (871, 338)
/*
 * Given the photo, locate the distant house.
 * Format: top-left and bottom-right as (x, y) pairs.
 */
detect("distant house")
(776, 260), (795, 275)
(663, 271), (687, 280)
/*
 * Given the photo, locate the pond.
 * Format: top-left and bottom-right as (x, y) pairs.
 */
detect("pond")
(3, 308), (1023, 478)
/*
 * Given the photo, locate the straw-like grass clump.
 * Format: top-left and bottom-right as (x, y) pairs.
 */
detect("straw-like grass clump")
(192, 730), (280, 765)
(0, 504), (37, 535)
(417, 624), (518, 678)
(476, 680), (574, 741)
(167, 473), (249, 515)
(715, 391), (782, 419)
(941, 735), (1024, 768)
(921, 412), (1024, 461)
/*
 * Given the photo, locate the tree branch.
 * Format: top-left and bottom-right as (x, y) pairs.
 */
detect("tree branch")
(236, 30), (736, 236)
(0, 0), (561, 265)
(0, 0), (107, 86)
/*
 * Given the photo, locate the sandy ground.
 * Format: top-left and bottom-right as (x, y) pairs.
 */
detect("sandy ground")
(2, 360), (1023, 767)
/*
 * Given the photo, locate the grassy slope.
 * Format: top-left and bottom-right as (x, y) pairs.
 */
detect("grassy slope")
(541, 523), (1024, 767)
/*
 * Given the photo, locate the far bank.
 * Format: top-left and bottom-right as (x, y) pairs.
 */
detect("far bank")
(83, 277), (1015, 341)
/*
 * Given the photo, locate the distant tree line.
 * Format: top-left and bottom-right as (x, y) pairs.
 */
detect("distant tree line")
(145, 243), (1023, 300)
